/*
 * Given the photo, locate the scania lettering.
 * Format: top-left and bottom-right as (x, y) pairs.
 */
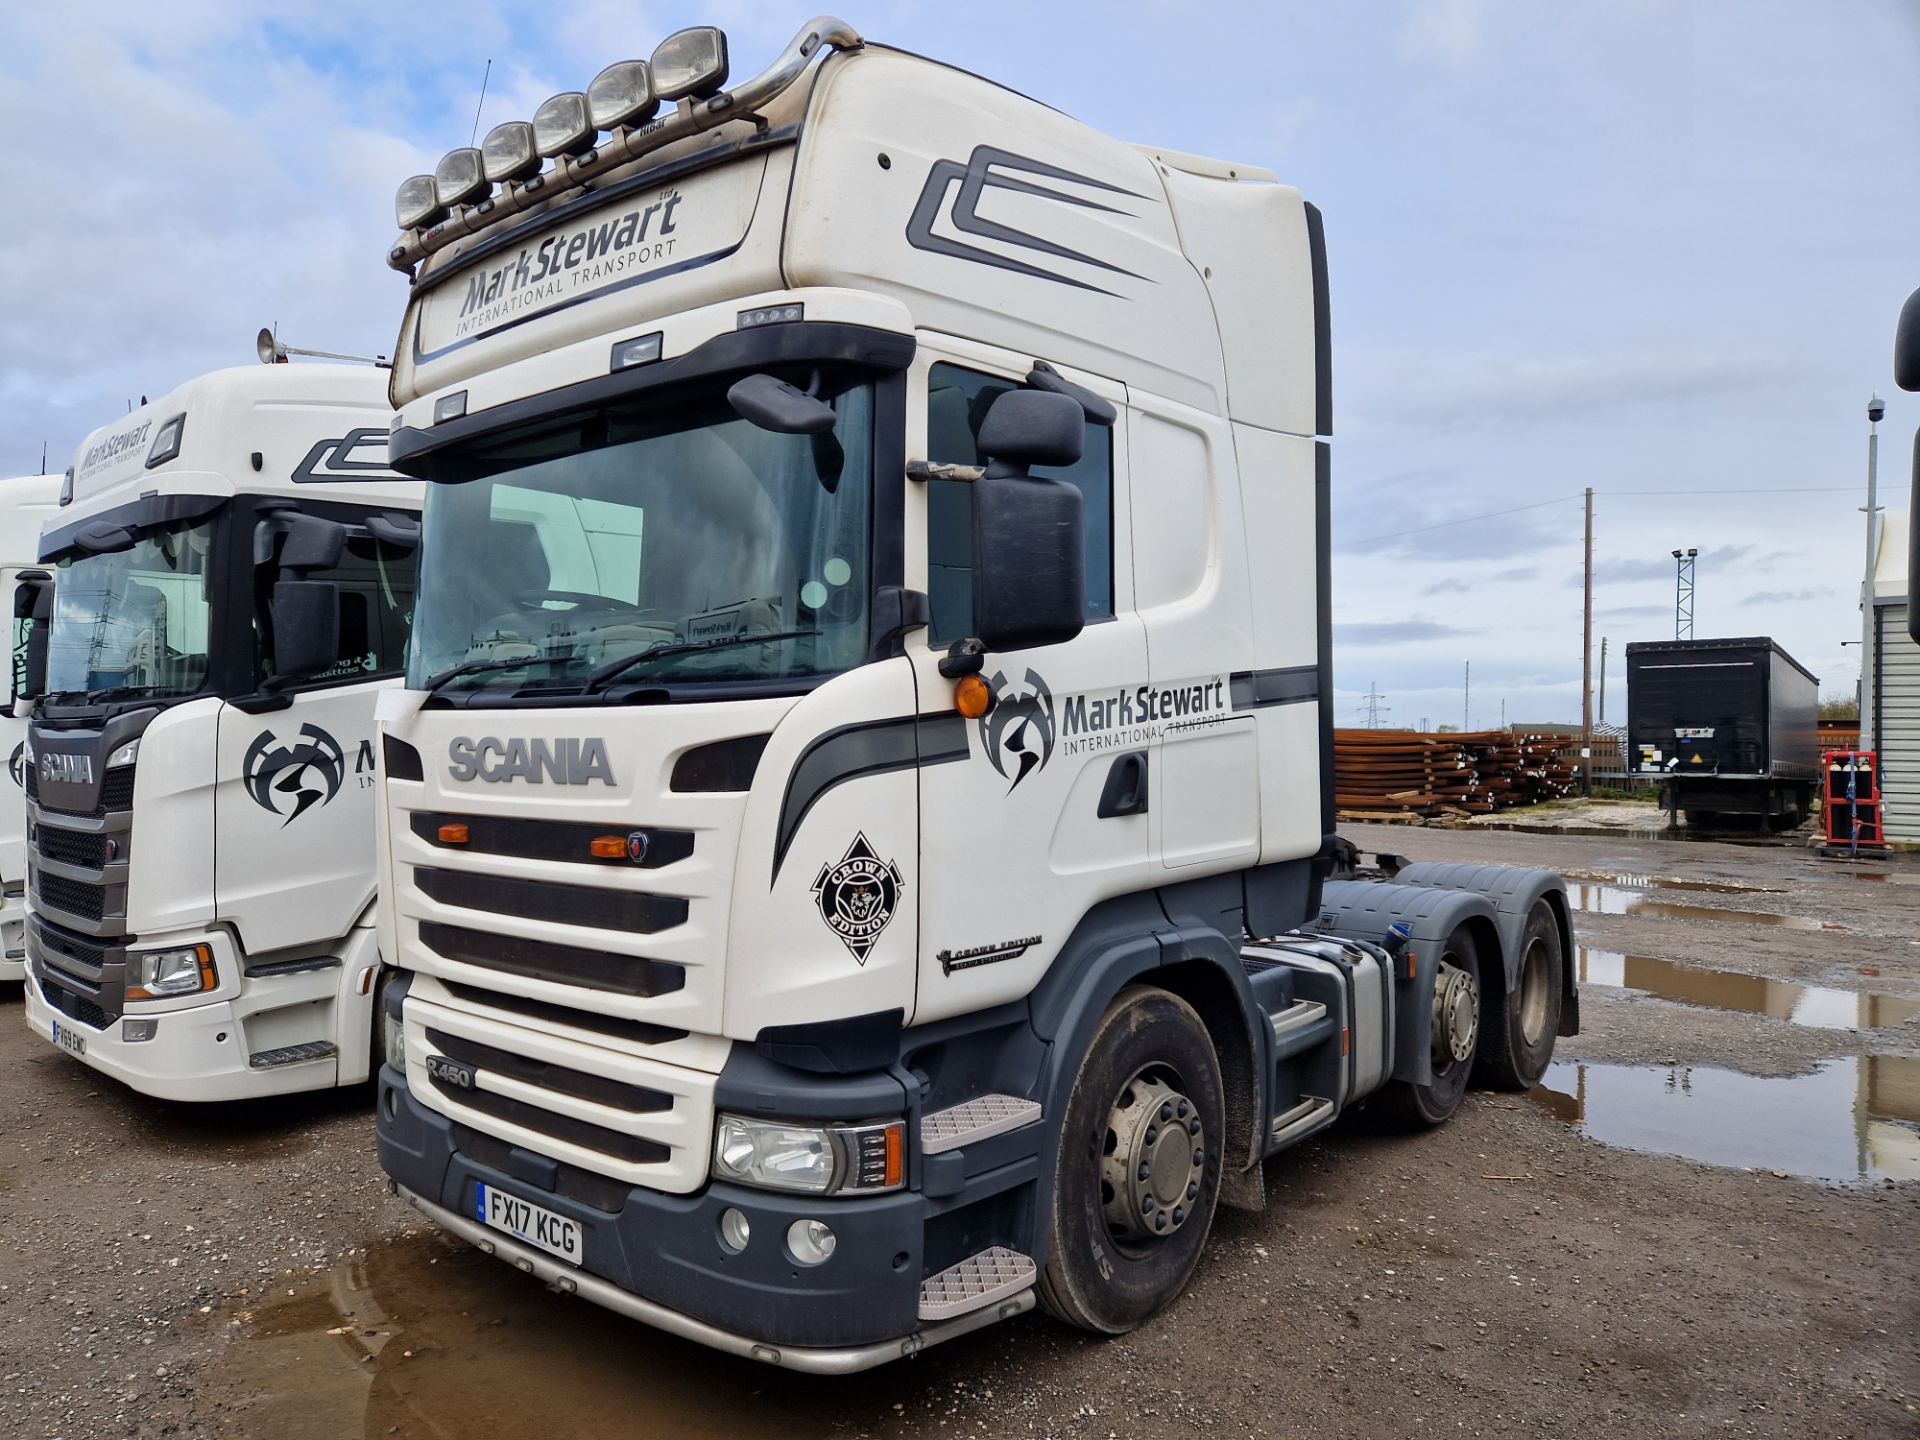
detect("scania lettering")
(372, 19), (1578, 1371)
(19, 361), (424, 1100)
(0, 471), (63, 978)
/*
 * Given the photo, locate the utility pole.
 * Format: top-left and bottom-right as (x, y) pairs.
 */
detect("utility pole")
(1862, 394), (1885, 755)
(1362, 681), (1389, 729)
(1463, 660), (1470, 732)
(1581, 486), (1594, 797)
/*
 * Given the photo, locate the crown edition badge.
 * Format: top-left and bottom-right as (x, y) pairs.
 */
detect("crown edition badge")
(812, 833), (904, 964)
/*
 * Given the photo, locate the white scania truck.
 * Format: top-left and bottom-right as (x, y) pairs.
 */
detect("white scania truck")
(20, 363), (424, 1099)
(1, 472), (64, 978)
(371, 18), (1578, 1370)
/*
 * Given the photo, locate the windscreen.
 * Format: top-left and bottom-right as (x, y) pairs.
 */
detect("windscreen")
(408, 369), (874, 698)
(48, 518), (216, 698)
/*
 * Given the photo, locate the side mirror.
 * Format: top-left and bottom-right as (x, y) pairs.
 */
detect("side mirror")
(1895, 285), (1920, 393)
(727, 373), (836, 435)
(13, 571), (52, 711)
(970, 388), (1088, 653)
(269, 579), (340, 682)
(279, 512), (348, 571)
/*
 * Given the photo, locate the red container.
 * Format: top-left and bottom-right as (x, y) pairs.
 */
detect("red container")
(1822, 750), (1883, 848)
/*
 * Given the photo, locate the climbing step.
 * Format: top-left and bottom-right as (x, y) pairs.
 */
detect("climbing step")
(921, 1093), (1042, 1154)
(248, 1040), (338, 1070)
(918, 1246), (1036, 1321)
(1269, 1095), (1336, 1146)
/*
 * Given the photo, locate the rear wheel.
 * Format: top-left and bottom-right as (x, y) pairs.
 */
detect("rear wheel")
(1037, 986), (1224, 1334)
(1476, 902), (1563, 1090)
(1684, 809), (1722, 829)
(1377, 928), (1482, 1126)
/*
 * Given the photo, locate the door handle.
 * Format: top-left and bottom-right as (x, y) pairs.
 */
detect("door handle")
(1097, 752), (1148, 818)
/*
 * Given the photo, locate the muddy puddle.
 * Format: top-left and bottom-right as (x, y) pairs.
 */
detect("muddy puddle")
(1529, 1056), (1920, 1185)
(217, 1233), (959, 1439)
(1565, 881), (1844, 930)
(1559, 869), (1782, 896)
(1577, 947), (1920, 1031)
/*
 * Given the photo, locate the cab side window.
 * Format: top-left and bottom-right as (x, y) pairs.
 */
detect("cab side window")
(926, 363), (1113, 644)
(262, 509), (417, 686)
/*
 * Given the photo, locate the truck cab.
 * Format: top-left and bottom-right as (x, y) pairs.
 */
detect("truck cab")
(372, 19), (1575, 1369)
(21, 364), (424, 1099)
(0, 472), (63, 978)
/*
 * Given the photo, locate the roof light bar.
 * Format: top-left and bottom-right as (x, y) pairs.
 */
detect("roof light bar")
(388, 15), (863, 272)
(481, 121), (541, 184)
(433, 148), (489, 209)
(588, 60), (658, 129)
(394, 174), (445, 230)
(650, 27), (729, 101)
(533, 92), (595, 159)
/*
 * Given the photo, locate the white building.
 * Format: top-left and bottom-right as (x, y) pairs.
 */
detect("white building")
(1869, 511), (1920, 841)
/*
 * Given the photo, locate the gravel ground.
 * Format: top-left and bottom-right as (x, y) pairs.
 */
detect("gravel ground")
(2, 824), (1916, 1439)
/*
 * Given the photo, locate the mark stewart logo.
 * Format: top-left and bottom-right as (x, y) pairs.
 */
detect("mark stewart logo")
(243, 723), (347, 825)
(980, 669), (1056, 793)
(812, 833), (903, 965)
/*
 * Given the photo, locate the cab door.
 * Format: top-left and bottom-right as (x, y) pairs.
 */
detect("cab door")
(907, 339), (1149, 1026)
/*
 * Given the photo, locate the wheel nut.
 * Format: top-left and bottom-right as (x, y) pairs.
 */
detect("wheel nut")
(1154, 1213), (1168, 1231)
(1188, 1118), (1201, 1135)
(1141, 1194), (1154, 1211)
(1145, 1126), (1158, 1145)
(1138, 1162), (1151, 1181)
(1192, 1149), (1204, 1165)
(1159, 1103), (1173, 1122)
(1173, 1207), (1185, 1224)
(1177, 1101), (1189, 1118)
(1186, 1182), (1199, 1200)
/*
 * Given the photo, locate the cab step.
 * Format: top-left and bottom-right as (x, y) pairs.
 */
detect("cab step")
(1269, 1095), (1336, 1146)
(918, 1246), (1036, 1321)
(921, 1093), (1042, 1154)
(248, 1040), (338, 1070)
(1267, 998), (1332, 1058)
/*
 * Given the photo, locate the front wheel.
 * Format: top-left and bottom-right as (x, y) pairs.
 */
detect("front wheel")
(1037, 986), (1224, 1334)
(1378, 927), (1482, 1126)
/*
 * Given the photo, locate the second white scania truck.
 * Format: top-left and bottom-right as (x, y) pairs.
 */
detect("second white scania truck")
(20, 362), (424, 1099)
(0, 472), (63, 979)
(370, 17), (1578, 1369)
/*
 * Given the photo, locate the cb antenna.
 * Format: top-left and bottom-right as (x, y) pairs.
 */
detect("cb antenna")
(470, 59), (493, 146)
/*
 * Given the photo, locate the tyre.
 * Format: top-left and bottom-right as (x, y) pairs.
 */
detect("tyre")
(1378, 927), (1482, 1126)
(1684, 809), (1722, 830)
(1036, 986), (1224, 1334)
(1475, 902), (1563, 1091)
(1767, 810), (1804, 834)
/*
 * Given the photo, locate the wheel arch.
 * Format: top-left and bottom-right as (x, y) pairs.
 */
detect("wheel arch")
(1390, 862), (1578, 1036)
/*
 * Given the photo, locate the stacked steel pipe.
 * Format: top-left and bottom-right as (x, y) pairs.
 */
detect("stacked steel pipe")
(1334, 730), (1578, 818)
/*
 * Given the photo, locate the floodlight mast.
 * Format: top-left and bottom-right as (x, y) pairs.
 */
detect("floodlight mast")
(387, 16), (864, 274)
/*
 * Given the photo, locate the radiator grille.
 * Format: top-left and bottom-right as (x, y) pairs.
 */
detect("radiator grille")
(440, 980), (686, 1046)
(426, 1075), (670, 1165)
(29, 763), (135, 819)
(418, 922), (684, 998)
(32, 870), (105, 922)
(30, 915), (110, 982)
(39, 975), (108, 1031)
(426, 1027), (671, 1114)
(414, 866), (688, 934)
(34, 826), (111, 871)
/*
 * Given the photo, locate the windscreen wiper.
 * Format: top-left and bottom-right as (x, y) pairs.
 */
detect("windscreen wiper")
(585, 629), (822, 694)
(423, 654), (576, 694)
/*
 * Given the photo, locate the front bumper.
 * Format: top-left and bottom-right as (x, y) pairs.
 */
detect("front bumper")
(23, 976), (338, 1101)
(377, 1069), (1029, 1369)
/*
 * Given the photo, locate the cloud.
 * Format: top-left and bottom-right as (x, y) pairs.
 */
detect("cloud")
(1420, 577), (1472, 596)
(1596, 604), (1668, 620)
(1400, 0), (1490, 65)
(1334, 620), (1470, 646)
(1742, 587), (1834, 605)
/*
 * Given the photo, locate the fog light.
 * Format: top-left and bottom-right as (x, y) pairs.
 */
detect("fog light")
(786, 1218), (836, 1266)
(718, 1207), (751, 1254)
(122, 1018), (158, 1043)
(737, 303), (803, 330)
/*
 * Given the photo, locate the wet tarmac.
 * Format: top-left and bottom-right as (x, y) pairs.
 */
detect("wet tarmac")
(1576, 947), (1920, 1031)
(1558, 869), (1783, 895)
(221, 1234), (869, 1439)
(1529, 1056), (1920, 1185)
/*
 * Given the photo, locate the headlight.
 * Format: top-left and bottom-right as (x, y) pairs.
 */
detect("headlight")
(712, 1113), (904, 1195)
(395, 174), (446, 231)
(107, 738), (139, 768)
(127, 944), (215, 1001)
(382, 1007), (404, 1067)
(481, 121), (540, 185)
(434, 147), (489, 209)
(532, 92), (594, 159)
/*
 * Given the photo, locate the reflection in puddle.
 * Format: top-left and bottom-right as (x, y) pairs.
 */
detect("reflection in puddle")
(220, 1234), (913, 1439)
(1577, 948), (1920, 1031)
(1530, 1057), (1920, 1184)
(1565, 882), (1844, 930)
(1560, 870), (1782, 896)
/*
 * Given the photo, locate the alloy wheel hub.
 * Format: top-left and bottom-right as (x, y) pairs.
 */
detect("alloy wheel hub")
(1432, 961), (1480, 1066)
(1101, 1073), (1206, 1242)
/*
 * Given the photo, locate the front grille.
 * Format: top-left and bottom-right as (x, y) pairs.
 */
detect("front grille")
(39, 975), (108, 1030)
(35, 826), (111, 870)
(452, 1122), (632, 1214)
(414, 867), (688, 933)
(28, 763), (135, 819)
(426, 1026), (671, 1114)
(32, 870), (104, 922)
(31, 915), (109, 982)
(410, 811), (694, 870)
(441, 980), (686, 1046)
(419, 922), (684, 998)
(426, 1074), (670, 1165)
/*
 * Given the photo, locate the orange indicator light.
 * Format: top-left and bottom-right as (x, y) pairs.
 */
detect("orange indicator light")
(438, 822), (470, 845)
(589, 835), (627, 859)
(954, 673), (992, 719)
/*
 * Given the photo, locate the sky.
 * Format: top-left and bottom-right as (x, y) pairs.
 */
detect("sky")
(2, 0), (1916, 726)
